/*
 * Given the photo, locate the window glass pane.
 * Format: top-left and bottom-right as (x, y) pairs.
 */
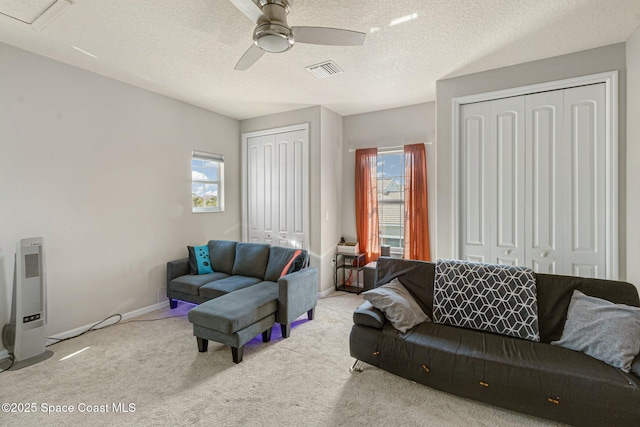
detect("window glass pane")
(192, 183), (205, 208)
(204, 184), (218, 207)
(192, 159), (205, 181)
(202, 161), (219, 181)
(377, 151), (405, 250)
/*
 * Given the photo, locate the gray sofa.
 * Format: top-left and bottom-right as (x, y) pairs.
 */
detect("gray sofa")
(167, 240), (318, 362)
(350, 257), (640, 426)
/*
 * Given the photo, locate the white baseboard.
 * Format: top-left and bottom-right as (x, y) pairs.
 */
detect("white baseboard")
(1, 301), (170, 361)
(318, 288), (335, 298)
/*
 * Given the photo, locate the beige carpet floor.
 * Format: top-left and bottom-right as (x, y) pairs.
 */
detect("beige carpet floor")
(0, 292), (560, 427)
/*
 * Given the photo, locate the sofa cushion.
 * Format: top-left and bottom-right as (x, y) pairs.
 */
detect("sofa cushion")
(353, 301), (386, 329)
(535, 273), (640, 343)
(351, 320), (640, 427)
(188, 281), (278, 334)
(198, 275), (262, 299)
(207, 240), (237, 275)
(232, 242), (270, 279)
(169, 272), (229, 296)
(375, 257), (436, 319)
(188, 245), (213, 275)
(551, 290), (640, 372)
(363, 279), (429, 333)
(433, 259), (540, 342)
(264, 246), (304, 282)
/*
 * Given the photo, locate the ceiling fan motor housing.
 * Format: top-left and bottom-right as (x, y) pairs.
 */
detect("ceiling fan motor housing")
(253, 0), (294, 53)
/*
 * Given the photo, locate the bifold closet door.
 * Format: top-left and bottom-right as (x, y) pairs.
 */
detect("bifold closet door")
(459, 97), (525, 265)
(274, 129), (307, 249)
(525, 90), (564, 274)
(460, 83), (607, 278)
(246, 128), (308, 249)
(561, 84), (606, 278)
(247, 133), (277, 244)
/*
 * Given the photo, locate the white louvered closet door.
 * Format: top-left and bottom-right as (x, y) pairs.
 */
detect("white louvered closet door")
(460, 83), (608, 278)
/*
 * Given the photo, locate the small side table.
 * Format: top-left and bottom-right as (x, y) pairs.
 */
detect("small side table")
(335, 252), (366, 294)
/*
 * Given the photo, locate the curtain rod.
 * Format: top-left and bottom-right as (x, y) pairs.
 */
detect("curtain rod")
(348, 141), (433, 153)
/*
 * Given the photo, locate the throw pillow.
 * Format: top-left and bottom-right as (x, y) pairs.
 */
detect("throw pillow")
(280, 249), (302, 277)
(433, 259), (540, 342)
(188, 245), (214, 275)
(363, 278), (429, 333)
(551, 290), (640, 373)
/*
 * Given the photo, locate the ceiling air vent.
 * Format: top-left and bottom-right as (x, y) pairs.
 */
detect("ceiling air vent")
(305, 61), (343, 79)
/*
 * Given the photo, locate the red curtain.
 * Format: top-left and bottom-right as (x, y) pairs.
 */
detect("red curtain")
(403, 143), (431, 261)
(355, 148), (380, 263)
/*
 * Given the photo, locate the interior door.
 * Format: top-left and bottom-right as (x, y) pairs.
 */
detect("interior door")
(562, 83), (606, 278)
(275, 129), (307, 249)
(244, 125), (309, 250)
(525, 90), (564, 274)
(247, 133), (277, 244)
(490, 97), (525, 266)
(459, 101), (492, 263)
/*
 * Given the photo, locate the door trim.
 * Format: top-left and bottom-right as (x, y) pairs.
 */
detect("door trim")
(241, 123), (310, 249)
(452, 71), (618, 278)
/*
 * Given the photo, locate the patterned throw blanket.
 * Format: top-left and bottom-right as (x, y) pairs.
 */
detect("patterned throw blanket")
(433, 259), (540, 342)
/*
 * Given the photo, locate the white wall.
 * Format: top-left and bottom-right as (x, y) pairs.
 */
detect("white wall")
(342, 103), (436, 254)
(319, 107), (344, 294)
(626, 27), (640, 293)
(0, 42), (241, 346)
(435, 43), (627, 275)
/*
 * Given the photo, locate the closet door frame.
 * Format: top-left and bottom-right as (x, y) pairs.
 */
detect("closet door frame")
(452, 71), (618, 279)
(241, 123), (310, 250)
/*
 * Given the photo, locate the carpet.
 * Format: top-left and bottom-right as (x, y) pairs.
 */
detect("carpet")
(0, 293), (558, 426)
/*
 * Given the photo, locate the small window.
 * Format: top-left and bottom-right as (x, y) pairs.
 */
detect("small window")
(377, 150), (405, 253)
(192, 151), (224, 213)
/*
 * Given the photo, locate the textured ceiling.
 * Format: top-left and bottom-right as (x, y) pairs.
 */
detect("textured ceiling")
(1, 0), (640, 120)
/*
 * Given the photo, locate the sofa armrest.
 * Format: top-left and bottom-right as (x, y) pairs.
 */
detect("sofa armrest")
(167, 258), (189, 293)
(353, 301), (386, 329)
(277, 267), (318, 325)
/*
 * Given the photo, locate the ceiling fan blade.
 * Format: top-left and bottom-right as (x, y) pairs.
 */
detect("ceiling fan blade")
(292, 26), (366, 46)
(235, 44), (265, 70)
(228, 0), (265, 23)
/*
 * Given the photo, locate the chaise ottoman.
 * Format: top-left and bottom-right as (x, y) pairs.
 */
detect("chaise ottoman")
(187, 283), (278, 363)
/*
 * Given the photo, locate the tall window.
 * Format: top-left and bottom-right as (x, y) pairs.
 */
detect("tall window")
(192, 151), (224, 213)
(377, 150), (405, 252)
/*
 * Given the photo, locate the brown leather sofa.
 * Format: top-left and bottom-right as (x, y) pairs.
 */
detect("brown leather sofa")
(349, 257), (640, 426)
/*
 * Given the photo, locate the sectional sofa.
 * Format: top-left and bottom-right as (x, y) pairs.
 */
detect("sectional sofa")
(167, 240), (318, 362)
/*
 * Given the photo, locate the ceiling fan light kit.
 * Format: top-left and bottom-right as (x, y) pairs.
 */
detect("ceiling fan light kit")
(254, 23), (294, 53)
(230, 0), (365, 70)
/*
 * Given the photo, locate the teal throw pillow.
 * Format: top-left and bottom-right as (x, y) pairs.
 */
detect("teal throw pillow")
(188, 245), (214, 275)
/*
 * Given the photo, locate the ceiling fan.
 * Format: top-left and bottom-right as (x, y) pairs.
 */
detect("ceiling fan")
(229, 0), (366, 70)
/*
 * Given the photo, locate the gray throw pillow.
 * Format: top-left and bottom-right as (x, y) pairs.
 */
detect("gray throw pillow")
(551, 290), (640, 373)
(363, 278), (429, 333)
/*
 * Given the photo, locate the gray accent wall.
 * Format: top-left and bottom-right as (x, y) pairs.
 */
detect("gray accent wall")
(435, 43), (627, 280)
